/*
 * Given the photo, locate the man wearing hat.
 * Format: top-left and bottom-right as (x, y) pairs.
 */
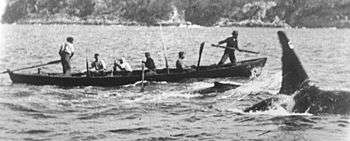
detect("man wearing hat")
(59, 37), (75, 75)
(176, 51), (187, 71)
(217, 30), (240, 65)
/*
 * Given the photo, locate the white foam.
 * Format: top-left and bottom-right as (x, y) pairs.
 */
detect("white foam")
(217, 81), (244, 86)
(225, 108), (245, 114)
(122, 80), (156, 87)
(237, 71), (282, 94)
(245, 105), (313, 116)
(189, 82), (214, 90)
(120, 90), (201, 104)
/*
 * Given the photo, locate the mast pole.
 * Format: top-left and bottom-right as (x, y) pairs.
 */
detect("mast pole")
(159, 23), (169, 74)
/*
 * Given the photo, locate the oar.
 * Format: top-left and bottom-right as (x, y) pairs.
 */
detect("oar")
(1, 59), (61, 74)
(211, 44), (259, 54)
(85, 48), (90, 77)
(140, 62), (145, 92)
(197, 42), (205, 71)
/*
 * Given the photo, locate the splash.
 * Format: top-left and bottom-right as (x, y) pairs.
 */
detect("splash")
(121, 90), (201, 104)
(245, 104), (312, 116)
(189, 82), (214, 90)
(241, 94), (312, 116)
(235, 71), (282, 95)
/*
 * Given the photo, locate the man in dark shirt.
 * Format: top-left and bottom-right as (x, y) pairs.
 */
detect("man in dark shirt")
(176, 51), (186, 71)
(142, 52), (156, 72)
(217, 30), (240, 65)
(176, 51), (195, 72)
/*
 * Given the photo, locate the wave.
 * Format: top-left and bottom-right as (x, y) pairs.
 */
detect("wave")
(12, 91), (33, 97)
(108, 127), (151, 134)
(135, 136), (177, 141)
(20, 129), (51, 134)
(26, 113), (56, 119)
(0, 102), (39, 113)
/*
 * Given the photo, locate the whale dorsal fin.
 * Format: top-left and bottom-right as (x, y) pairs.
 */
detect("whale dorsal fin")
(277, 31), (309, 95)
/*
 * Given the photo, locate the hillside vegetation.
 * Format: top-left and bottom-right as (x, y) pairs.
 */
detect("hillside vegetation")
(2, 0), (350, 28)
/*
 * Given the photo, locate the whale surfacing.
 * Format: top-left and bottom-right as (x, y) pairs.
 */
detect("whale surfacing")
(244, 31), (350, 115)
(192, 82), (240, 98)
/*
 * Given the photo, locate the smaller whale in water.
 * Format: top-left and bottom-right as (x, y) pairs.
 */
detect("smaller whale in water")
(195, 81), (240, 94)
(244, 31), (350, 115)
(192, 82), (240, 98)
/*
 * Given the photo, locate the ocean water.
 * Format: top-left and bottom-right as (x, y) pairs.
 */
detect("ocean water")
(0, 25), (349, 140)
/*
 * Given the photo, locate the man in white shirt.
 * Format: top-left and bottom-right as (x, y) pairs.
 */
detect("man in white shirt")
(114, 57), (132, 73)
(59, 37), (75, 76)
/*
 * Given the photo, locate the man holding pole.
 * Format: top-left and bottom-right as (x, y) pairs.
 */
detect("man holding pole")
(216, 30), (240, 65)
(59, 37), (75, 76)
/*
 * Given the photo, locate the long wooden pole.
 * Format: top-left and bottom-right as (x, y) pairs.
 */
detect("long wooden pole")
(211, 44), (259, 54)
(1, 60), (61, 74)
(85, 48), (90, 77)
(159, 23), (169, 74)
(140, 63), (145, 92)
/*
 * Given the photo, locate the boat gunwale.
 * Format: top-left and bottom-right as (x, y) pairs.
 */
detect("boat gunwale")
(9, 57), (267, 79)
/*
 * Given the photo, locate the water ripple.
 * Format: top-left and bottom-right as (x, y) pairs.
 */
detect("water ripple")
(108, 127), (151, 134)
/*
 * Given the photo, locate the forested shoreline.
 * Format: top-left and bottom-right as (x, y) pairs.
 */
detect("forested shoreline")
(2, 0), (350, 28)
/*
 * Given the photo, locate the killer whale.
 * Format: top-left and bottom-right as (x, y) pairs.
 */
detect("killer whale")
(193, 81), (240, 95)
(244, 31), (350, 115)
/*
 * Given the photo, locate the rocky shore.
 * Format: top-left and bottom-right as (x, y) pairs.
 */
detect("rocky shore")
(3, 0), (350, 28)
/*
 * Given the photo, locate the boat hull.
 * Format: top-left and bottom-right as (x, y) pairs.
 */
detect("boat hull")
(9, 58), (267, 87)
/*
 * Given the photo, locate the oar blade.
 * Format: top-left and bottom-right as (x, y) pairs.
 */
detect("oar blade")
(199, 42), (205, 53)
(197, 42), (205, 70)
(1, 69), (10, 74)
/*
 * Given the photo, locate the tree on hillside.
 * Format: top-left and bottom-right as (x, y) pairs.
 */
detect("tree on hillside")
(66, 0), (95, 17)
(120, 0), (172, 25)
(2, 0), (28, 23)
(185, 0), (224, 26)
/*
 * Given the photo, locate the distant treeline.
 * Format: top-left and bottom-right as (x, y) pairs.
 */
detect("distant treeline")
(2, 0), (350, 28)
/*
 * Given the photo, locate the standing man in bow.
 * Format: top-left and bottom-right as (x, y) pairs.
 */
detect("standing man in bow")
(59, 37), (75, 76)
(216, 30), (240, 65)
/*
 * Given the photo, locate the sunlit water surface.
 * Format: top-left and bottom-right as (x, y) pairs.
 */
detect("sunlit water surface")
(0, 25), (349, 140)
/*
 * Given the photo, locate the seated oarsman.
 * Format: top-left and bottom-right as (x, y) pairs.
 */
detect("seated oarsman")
(113, 57), (132, 75)
(176, 51), (186, 71)
(90, 53), (106, 75)
(176, 51), (195, 72)
(142, 52), (157, 75)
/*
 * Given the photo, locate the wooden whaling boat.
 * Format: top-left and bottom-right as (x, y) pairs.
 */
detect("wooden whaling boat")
(8, 58), (267, 87)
